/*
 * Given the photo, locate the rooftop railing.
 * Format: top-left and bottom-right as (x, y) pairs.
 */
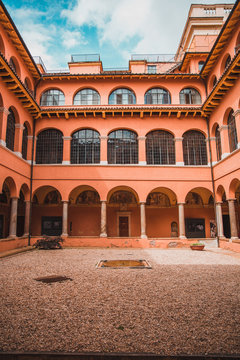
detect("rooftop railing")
(32, 56), (47, 72)
(131, 54), (176, 62)
(71, 54), (101, 63)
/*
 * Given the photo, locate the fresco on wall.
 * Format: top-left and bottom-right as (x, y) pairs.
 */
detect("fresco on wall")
(0, 184), (9, 204)
(109, 191), (137, 204)
(146, 192), (170, 207)
(76, 190), (100, 204)
(185, 192), (203, 205)
(32, 194), (39, 204)
(44, 190), (61, 204)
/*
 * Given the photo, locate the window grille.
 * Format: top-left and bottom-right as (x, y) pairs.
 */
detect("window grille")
(224, 8), (232, 14)
(227, 110), (238, 152)
(183, 130), (207, 165)
(146, 130), (175, 164)
(179, 88), (202, 104)
(215, 125), (222, 161)
(21, 123), (28, 160)
(6, 108), (15, 151)
(109, 89), (136, 105)
(73, 89), (100, 105)
(40, 89), (65, 106)
(204, 8), (216, 15)
(145, 88), (171, 104)
(147, 65), (157, 74)
(71, 129), (100, 164)
(108, 130), (138, 164)
(36, 129), (63, 164)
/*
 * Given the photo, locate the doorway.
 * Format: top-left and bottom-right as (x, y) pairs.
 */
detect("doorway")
(0, 215), (3, 238)
(118, 215), (129, 237)
(222, 214), (231, 238)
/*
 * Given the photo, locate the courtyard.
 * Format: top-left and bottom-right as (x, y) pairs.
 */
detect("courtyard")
(0, 248), (240, 356)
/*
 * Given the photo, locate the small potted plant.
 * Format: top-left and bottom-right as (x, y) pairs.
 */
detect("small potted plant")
(190, 242), (205, 251)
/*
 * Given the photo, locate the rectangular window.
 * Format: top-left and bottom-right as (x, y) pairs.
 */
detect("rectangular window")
(148, 65), (157, 74)
(41, 216), (62, 236)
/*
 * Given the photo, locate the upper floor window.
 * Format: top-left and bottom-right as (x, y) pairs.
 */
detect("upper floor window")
(6, 108), (15, 151)
(36, 129), (63, 164)
(108, 129), (138, 164)
(215, 125), (222, 161)
(145, 88), (171, 104)
(40, 89), (65, 106)
(179, 88), (202, 105)
(73, 88), (100, 105)
(71, 129), (100, 164)
(109, 88), (136, 105)
(146, 130), (175, 165)
(224, 55), (231, 69)
(198, 61), (204, 72)
(21, 123), (28, 160)
(227, 110), (238, 153)
(147, 65), (157, 74)
(183, 130), (207, 165)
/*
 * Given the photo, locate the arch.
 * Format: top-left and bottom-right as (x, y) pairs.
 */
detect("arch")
(19, 183), (30, 201)
(71, 128), (100, 164)
(221, 53), (231, 73)
(40, 88), (65, 106)
(0, 34), (5, 56)
(9, 56), (21, 77)
(227, 110), (238, 152)
(146, 130), (175, 165)
(107, 186), (139, 204)
(2, 177), (17, 198)
(36, 129), (63, 164)
(229, 178), (240, 199)
(33, 186), (63, 205)
(73, 88), (100, 105)
(146, 187), (177, 206)
(216, 185), (226, 202)
(182, 130), (208, 165)
(0, 182), (10, 204)
(24, 77), (33, 94)
(235, 31), (240, 52)
(21, 122), (28, 160)
(69, 185), (101, 204)
(209, 75), (217, 90)
(179, 87), (202, 104)
(108, 88), (136, 105)
(185, 187), (213, 205)
(144, 87), (171, 104)
(108, 129), (138, 164)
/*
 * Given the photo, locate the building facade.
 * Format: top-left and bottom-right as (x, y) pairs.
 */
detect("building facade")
(0, 1), (240, 251)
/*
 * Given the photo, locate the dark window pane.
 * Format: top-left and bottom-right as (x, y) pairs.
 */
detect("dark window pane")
(183, 130), (207, 165)
(227, 110), (238, 152)
(21, 123), (28, 160)
(40, 89), (65, 106)
(108, 130), (138, 164)
(146, 130), (175, 164)
(36, 129), (63, 164)
(71, 129), (100, 164)
(6, 109), (15, 151)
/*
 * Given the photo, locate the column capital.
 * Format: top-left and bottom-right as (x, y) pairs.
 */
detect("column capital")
(15, 124), (25, 129)
(62, 136), (72, 140)
(62, 200), (69, 204)
(227, 198), (236, 202)
(233, 109), (240, 118)
(27, 135), (33, 140)
(100, 136), (108, 140)
(219, 125), (228, 131)
(208, 137), (216, 141)
(216, 201), (223, 205)
(140, 201), (146, 205)
(138, 136), (146, 141)
(0, 107), (10, 115)
(177, 202), (185, 205)
(174, 137), (183, 142)
(101, 200), (107, 204)
(10, 196), (19, 200)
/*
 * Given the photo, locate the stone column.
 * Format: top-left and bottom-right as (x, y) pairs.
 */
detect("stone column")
(228, 199), (238, 241)
(23, 200), (30, 236)
(62, 201), (69, 236)
(0, 107), (10, 146)
(9, 197), (18, 238)
(215, 202), (224, 238)
(140, 202), (147, 239)
(100, 136), (108, 165)
(178, 203), (186, 239)
(138, 136), (146, 165)
(62, 136), (72, 165)
(175, 137), (184, 166)
(233, 110), (240, 149)
(219, 125), (230, 159)
(100, 201), (107, 237)
(14, 123), (24, 157)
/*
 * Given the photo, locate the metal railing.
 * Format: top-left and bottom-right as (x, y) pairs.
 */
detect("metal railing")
(131, 54), (176, 62)
(71, 54), (100, 63)
(32, 56), (47, 72)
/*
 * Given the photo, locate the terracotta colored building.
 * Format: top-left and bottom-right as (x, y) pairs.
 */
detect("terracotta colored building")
(0, 1), (240, 252)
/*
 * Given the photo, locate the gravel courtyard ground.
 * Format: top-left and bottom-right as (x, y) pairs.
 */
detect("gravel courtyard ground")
(0, 248), (240, 356)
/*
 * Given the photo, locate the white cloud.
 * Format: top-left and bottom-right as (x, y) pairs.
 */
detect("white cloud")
(61, 30), (87, 49)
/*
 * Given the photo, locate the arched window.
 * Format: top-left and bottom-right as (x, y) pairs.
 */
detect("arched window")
(146, 130), (175, 164)
(144, 88), (171, 104)
(24, 78), (33, 96)
(179, 88), (202, 104)
(36, 129), (63, 164)
(71, 129), (100, 164)
(108, 129), (138, 164)
(109, 88), (136, 105)
(6, 108), (15, 151)
(40, 89), (65, 106)
(198, 61), (204, 71)
(212, 76), (217, 88)
(227, 110), (238, 152)
(235, 32), (240, 53)
(9, 57), (16, 73)
(183, 130), (207, 165)
(21, 123), (28, 160)
(73, 89), (100, 105)
(215, 125), (222, 161)
(224, 55), (231, 69)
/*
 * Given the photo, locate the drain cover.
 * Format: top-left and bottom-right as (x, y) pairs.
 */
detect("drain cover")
(96, 259), (151, 269)
(34, 275), (72, 283)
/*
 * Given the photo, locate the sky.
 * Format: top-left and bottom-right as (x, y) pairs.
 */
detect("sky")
(3, 0), (235, 71)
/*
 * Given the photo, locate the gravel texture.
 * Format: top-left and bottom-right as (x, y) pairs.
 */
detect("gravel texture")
(0, 248), (240, 356)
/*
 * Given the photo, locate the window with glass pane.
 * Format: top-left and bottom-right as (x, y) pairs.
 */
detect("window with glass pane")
(108, 130), (138, 164)
(6, 108), (15, 151)
(198, 61), (204, 71)
(40, 89), (65, 106)
(73, 89), (100, 105)
(21, 123), (28, 160)
(36, 129), (63, 164)
(215, 125), (222, 161)
(148, 65), (157, 74)
(109, 89), (136, 105)
(183, 130), (207, 165)
(179, 88), (202, 104)
(145, 88), (171, 104)
(227, 110), (238, 152)
(146, 130), (175, 164)
(71, 129), (100, 164)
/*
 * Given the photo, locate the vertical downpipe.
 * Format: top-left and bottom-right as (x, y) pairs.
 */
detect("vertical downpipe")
(28, 117), (36, 246)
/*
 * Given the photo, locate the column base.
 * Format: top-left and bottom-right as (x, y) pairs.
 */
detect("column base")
(230, 237), (238, 242)
(8, 235), (17, 239)
(23, 233), (29, 237)
(141, 234), (148, 239)
(179, 235), (186, 239)
(61, 233), (68, 237)
(100, 233), (107, 238)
